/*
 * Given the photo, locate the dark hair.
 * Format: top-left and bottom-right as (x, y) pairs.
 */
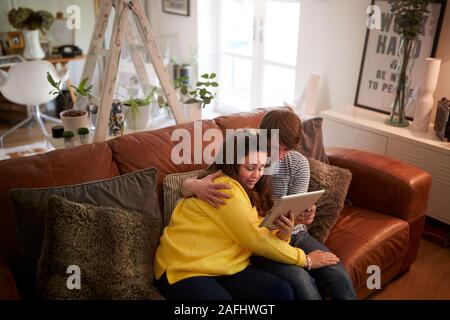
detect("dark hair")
(259, 109), (302, 150)
(199, 130), (273, 216)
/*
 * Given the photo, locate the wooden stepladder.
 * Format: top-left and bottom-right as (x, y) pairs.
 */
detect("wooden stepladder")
(77, 0), (186, 143)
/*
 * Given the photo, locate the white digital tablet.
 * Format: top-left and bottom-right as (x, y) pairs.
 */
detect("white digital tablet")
(259, 190), (325, 228)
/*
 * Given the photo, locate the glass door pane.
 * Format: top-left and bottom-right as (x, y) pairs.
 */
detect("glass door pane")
(264, 0), (301, 66)
(219, 55), (253, 109)
(219, 0), (255, 57)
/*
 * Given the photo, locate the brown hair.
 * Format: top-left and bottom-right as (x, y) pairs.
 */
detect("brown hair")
(259, 109), (302, 150)
(199, 130), (273, 216)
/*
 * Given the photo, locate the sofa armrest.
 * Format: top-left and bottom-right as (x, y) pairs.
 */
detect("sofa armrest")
(0, 251), (19, 300)
(326, 148), (432, 221)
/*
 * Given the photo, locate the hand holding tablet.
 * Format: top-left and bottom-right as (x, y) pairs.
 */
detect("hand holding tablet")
(259, 190), (325, 228)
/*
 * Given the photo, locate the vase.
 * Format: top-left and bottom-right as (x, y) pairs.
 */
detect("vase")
(22, 30), (45, 60)
(386, 36), (417, 127)
(60, 110), (89, 134)
(183, 102), (202, 122)
(109, 100), (124, 136)
(411, 58), (441, 132)
(123, 103), (151, 130)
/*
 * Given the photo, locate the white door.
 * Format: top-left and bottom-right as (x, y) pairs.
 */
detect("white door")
(216, 0), (301, 112)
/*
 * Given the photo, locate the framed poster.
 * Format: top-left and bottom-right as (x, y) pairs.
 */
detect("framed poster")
(162, 0), (190, 16)
(355, 0), (446, 119)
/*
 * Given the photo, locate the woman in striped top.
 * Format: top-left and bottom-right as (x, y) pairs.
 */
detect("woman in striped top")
(182, 110), (356, 300)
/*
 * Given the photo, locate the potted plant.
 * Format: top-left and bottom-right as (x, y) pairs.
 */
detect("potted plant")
(62, 131), (74, 147)
(77, 127), (89, 144)
(122, 87), (157, 130)
(386, 0), (430, 127)
(174, 73), (219, 122)
(71, 77), (99, 130)
(8, 7), (54, 60)
(47, 72), (89, 133)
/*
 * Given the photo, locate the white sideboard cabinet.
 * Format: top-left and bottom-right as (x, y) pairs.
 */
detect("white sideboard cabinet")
(321, 106), (450, 225)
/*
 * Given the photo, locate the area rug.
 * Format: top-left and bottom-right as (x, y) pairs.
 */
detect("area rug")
(0, 140), (55, 161)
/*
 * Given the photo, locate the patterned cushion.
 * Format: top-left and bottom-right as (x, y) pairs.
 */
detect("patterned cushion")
(37, 196), (160, 299)
(306, 158), (352, 243)
(162, 169), (205, 225)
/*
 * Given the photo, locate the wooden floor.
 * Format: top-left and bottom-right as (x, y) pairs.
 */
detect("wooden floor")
(369, 239), (450, 300)
(0, 121), (54, 148)
(1, 120), (450, 300)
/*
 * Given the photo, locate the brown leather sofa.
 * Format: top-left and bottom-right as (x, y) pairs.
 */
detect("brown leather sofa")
(0, 109), (432, 300)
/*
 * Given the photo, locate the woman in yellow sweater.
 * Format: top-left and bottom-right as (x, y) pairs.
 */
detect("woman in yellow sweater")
(154, 130), (339, 299)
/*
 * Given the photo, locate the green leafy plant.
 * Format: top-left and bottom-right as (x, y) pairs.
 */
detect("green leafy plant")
(122, 87), (157, 128)
(62, 131), (74, 138)
(77, 127), (89, 135)
(47, 72), (90, 117)
(389, 0), (429, 40)
(8, 7), (54, 34)
(71, 77), (93, 97)
(174, 73), (219, 109)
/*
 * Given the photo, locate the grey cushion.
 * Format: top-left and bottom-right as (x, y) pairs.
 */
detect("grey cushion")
(307, 158), (352, 243)
(9, 167), (162, 299)
(37, 195), (159, 299)
(297, 117), (329, 163)
(162, 169), (204, 225)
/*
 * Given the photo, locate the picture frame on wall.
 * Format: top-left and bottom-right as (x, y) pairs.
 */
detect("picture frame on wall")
(162, 0), (190, 16)
(354, 0), (446, 119)
(7, 31), (24, 49)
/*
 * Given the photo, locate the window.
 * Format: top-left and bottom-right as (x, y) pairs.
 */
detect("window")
(200, 0), (301, 112)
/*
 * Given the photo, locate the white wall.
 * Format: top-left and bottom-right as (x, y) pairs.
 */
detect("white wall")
(433, 5), (450, 122)
(295, 0), (371, 113)
(147, 0), (198, 65)
(295, 0), (450, 118)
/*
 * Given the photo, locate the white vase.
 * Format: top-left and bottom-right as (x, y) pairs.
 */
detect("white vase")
(183, 102), (202, 122)
(22, 30), (45, 60)
(123, 104), (151, 130)
(411, 58), (441, 132)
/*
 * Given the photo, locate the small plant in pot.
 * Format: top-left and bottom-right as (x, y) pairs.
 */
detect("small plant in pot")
(47, 72), (90, 133)
(71, 77), (98, 130)
(77, 127), (89, 144)
(174, 73), (218, 122)
(62, 131), (74, 147)
(122, 87), (157, 130)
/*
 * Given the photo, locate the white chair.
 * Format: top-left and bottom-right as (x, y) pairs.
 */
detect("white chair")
(0, 61), (68, 147)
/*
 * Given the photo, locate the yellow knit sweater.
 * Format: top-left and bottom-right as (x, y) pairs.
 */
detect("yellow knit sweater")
(154, 175), (307, 284)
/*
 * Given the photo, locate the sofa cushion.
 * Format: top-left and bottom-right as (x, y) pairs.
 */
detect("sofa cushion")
(37, 196), (159, 299)
(213, 107), (290, 130)
(0, 143), (119, 259)
(297, 118), (328, 163)
(8, 168), (161, 299)
(325, 205), (409, 291)
(162, 169), (205, 225)
(307, 158), (352, 243)
(107, 120), (220, 207)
